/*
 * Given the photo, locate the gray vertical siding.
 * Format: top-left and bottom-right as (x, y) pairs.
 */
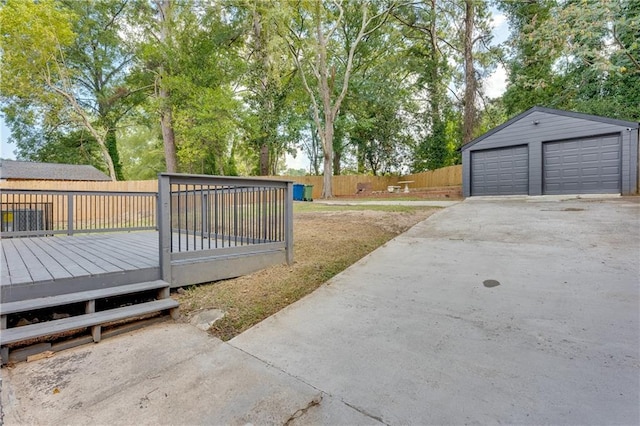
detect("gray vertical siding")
(630, 128), (639, 194)
(462, 108), (639, 196)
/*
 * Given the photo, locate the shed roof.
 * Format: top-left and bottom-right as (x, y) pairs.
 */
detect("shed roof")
(461, 106), (640, 151)
(0, 160), (111, 181)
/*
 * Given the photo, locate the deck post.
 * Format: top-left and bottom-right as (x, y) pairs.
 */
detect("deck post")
(67, 193), (74, 235)
(158, 174), (172, 283)
(285, 181), (294, 265)
(85, 300), (101, 343)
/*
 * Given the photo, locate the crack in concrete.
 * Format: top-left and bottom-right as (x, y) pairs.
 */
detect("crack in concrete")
(227, 342), (328, 394)
(229, 342), (389, 425)
(342, 400), (388, 425)
(283, 394), (322, 425)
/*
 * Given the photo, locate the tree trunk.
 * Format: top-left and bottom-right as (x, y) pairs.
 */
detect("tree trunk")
(260, 144), (269, 175)
(332, 148), (341, 176)
(160, 97), (178, 173)
(105, 126), (124, 180)
(357, 144), (365, 174)
(321, 123), (334, 198)
(97, 96), (124, 180)
(253, 7), (271, 176)
(462, 0), (477, 145)
(310, 127), (321, 175)
(322, 148), (333, 198)
(428, 0), (442, 139)
(158, 0), (178, 173)
(316, 0), (334, 197)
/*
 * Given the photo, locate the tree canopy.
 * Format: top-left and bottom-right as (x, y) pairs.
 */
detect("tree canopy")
(1, 0), (637, 195)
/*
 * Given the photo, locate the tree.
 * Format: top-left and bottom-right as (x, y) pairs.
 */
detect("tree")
(287, 0), (395, 197)
(461, 0), (477, 145)
(299, 118), (323, 176)
(340, 15), (416, 175)
(498, 0), (559, 115)
(500, 0), (639, 120)
(455, 0), (495, 145)
(133, 1), (245, 175)
(393, 0), (495, 166)
(243, 1), (300, 176)
(0, 0), (119, 179)
(62, 0), (143, 180)
(118, 124), (165, 180)
(130, 0), (190, 173)
(393, 1), (459, 171)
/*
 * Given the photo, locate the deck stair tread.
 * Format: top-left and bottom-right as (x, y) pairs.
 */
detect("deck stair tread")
(0, 298), (179, 346)
(1, 280), (171, 315)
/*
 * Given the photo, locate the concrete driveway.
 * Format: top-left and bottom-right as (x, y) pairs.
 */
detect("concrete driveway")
(2, 197), (639, 425)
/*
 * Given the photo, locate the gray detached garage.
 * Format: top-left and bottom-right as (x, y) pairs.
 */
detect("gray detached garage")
(462, 107), (639, 197)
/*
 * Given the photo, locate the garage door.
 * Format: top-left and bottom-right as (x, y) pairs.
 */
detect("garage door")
(543, 135), (621, 195)
(471, 146), (529, 196)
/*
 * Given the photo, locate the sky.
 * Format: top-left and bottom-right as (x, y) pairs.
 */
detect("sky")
(1, 120), (13, 160)
(0, 8), (510, 169)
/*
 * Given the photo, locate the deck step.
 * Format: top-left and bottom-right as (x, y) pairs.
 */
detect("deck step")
(0, 298), (179, 346)
(1, 280), (171, 315)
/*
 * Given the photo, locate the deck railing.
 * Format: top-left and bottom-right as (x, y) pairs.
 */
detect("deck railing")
(0, 189), (157, 237)
(2, 175), (293, 286)
(158, 173), (293, 282)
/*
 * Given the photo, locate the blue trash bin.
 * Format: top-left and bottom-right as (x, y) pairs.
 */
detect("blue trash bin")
(293, 184), (304, 201)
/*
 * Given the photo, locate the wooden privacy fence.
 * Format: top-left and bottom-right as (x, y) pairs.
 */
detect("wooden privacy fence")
(0, 180), (159, 192)
(268, 165), (462, 198)
(266, 175), (398, 198)
(401, 165), (462, 190)
(0, 165), (462, 199)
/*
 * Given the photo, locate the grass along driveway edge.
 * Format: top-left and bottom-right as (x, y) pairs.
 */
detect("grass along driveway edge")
(176, 205), (439, 340)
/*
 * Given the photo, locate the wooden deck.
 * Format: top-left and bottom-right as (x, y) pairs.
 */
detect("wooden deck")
(1, 175), (293, 360)
(2, 232), (159, 286)
(1, 232), (162, 303)
(1, 231), (285, 303)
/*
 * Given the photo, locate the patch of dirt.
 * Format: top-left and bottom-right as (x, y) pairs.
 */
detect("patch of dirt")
(176, 207), (438, 340)
(305, 209), (431, 234)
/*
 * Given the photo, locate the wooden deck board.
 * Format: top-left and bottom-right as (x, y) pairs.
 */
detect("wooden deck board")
(9, 239), (55, 282)
(1, 244), (12, 285)
(47, 237), (130, 272)
(123, 232), (158, 250)
(19, 238), (74, 280)
(92, 235), (157, 267)
(61, 239), (139, 271)
(33, 237), (112, 276)
(28, 238), (93, 277)
(2, 240), (33, 283)
(1, 232), (161, 287)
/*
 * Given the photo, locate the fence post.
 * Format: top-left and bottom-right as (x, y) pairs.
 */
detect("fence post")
(158, 174), (172, 283)
(67, 193), (74, 236)
(285, 181), (294, 265)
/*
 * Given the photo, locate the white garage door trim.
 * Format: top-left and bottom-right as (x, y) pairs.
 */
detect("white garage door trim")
(470, 145), (529, 196)
(543, 134), (621, 195)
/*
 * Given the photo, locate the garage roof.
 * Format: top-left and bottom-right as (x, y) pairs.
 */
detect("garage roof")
(462, 106), (640, 151)
(0, 160), (111, 181)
